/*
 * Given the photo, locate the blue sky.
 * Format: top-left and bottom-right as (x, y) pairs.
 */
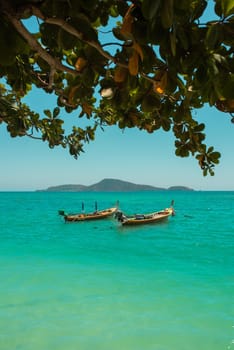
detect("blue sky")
(0, 2), (233, 191)
(1, 88), (233, 191)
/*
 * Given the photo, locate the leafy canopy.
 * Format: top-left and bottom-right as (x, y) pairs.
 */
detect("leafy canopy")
(0, 0), (234, 175)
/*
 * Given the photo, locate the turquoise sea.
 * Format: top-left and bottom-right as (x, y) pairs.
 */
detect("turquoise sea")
(0, 191), (233, 350)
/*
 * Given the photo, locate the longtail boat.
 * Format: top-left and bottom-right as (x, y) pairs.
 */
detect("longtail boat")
(114, 202), (175, 226)
(58, 203), (117, 222)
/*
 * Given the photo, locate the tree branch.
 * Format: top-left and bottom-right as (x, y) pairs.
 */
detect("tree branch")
(31, 7), (158, 84)
(3, 3), (162, 90)
(32, 8), (117, 64)
(2, 5), (78, 77)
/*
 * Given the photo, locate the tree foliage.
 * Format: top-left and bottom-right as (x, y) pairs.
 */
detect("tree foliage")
(0, 0), (233, 175)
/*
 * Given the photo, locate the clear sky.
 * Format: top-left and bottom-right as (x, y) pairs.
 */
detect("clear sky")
(1, 87), (233, 191)
(0, 2), (233, 191)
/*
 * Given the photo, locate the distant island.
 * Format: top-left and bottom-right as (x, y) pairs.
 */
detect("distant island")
(37, 178), (194, 192)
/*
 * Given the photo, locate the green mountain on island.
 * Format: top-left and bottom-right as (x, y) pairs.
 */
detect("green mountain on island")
(38, 178), (193, 192)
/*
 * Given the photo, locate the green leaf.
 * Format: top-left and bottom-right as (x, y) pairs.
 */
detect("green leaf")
(215, 73), (234, 99)
(208, 57), (219, 76)
(40, 23), (59, 47)
(44, 109), (52, 118)
(161, 118), (171, 131)
(53, 107), (60, 118)
(161, 0), (174, 29)
(214, 1), (222, 16)
(191, 0), (207, 20)
(170, 31), (176, 56)
(80, 0), (97, 11)
(70, 15), (98, 41)
(57, 28), (77, 50)
(214, 0), (234, 16)
(112, 27), (126, 41)
(221, 0), (234, 17)
(82, 68), (95, 88)
(194, 123), (205, 132)
(141, 95), (161, 112)
(222, 22), (234, 45)
(177, 27), (189, 50)
(207, 146), (214, 153)
(109, 5), (119, 18)
(205, 24), (220, 49)
(142, 0), (161, 21)
(210, 151), (221, 159)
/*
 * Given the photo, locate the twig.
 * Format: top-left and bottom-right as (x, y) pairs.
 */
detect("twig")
(3, 6), (78, 76)
(4, 3), (163, 89)
(31, 7), (158, 83)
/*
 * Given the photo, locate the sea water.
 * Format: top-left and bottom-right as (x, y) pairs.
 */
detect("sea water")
(0, 191), (233, 350)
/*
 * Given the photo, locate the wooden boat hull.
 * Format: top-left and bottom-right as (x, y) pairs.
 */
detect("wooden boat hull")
(116, 207), (174, 226)
(63, 207), (117, 222)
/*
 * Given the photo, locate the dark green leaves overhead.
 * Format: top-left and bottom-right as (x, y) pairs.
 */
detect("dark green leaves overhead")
(142, 0), (161, 20)
(161, 0), (174, 29)
(0, 0), (233, 175)
(205, 23), (221, 50)
(69, 15), (98, 42)
(0, 17), (29, 66)
(214, 0), (234, 17)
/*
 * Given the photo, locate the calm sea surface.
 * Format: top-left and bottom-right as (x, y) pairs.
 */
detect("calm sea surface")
(0, 191), (233, 350)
